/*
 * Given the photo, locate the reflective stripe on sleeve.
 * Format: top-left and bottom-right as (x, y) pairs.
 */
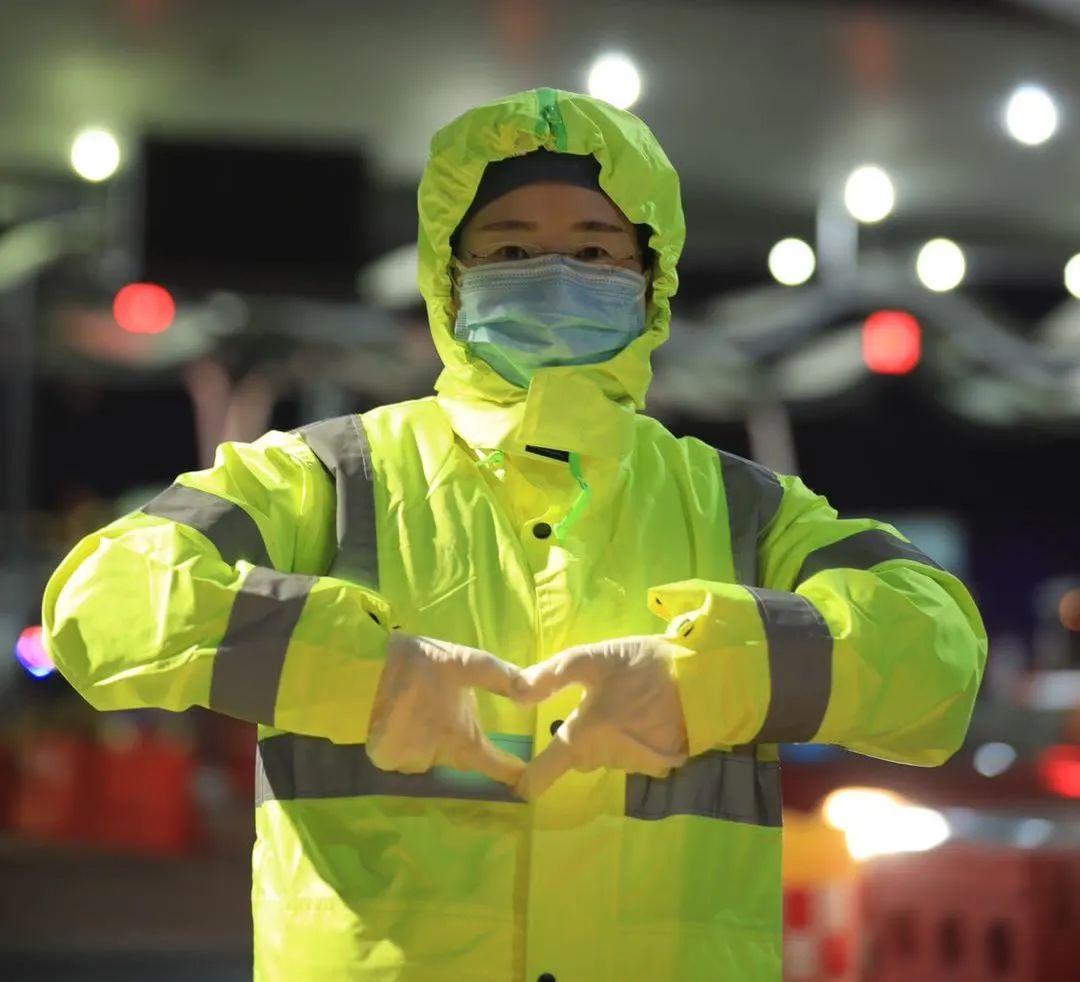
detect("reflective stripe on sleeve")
(795, 527), (944, 587)
(142, 483), (271, 568)
(749, 587), (834, 744)
(717, 451), (783, 585)
(209, 567), (317, 725)
(624, 746), (782, 827)
(255, 733), (523, 807)
(298, 415), (380, 588)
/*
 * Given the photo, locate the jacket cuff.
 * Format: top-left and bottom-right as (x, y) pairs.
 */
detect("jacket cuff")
(272, 580), (393, 743)
(648, 580), (770, 754)
(649, 579), (835, 752)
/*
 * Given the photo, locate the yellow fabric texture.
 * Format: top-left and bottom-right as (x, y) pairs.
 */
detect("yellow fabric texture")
(41, 88), (986, 981)
(653, 473), (987, 764)
(43, 430), (393, 744)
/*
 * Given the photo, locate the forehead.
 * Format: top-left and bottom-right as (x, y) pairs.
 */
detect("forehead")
(462, 182), (635, 235)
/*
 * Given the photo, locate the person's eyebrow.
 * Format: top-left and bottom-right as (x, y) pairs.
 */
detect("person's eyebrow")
(572, 220), (628, 234)
(476, 219), (538, 232)
(474, 219), (629, 234)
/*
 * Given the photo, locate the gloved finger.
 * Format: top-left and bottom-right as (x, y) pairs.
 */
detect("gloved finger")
(513, 718), (583, 801)
(365, 740), (435, 775)
(519, 645), (601, 702)
(447, 645), (529, 699)
(454, 735), (528, 788)
(602, 733), (688, 778)
(514, 739), (574, 801)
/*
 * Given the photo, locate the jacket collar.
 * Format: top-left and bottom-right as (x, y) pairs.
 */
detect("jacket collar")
(436, 367), (638, 460)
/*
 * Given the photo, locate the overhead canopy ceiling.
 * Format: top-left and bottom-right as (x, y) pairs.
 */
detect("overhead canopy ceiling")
(6, 1), (1080, 518)
(2, 0), (1079, 258)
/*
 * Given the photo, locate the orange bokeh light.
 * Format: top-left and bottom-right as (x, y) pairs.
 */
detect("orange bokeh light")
(862, 310), (921, 375)
(113, 282), (175, 335)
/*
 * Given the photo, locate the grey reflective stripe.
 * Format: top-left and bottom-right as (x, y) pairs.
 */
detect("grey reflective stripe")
(299, 415), (379, 588)
(256, 734), (780, 824)
(210, 567), (316, 724)
(625, 747), (782, 827)
(749, 587), (834, 743)
(718, 451), (783, 585)
(255, 733), (522, 807)
(795, 527), (945, 587)
(142, 483), (271, 567)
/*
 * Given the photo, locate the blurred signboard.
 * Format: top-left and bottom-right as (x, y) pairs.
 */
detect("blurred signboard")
(137, 135), (368, 300)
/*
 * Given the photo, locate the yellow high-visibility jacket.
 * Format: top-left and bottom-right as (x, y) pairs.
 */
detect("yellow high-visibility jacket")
(43, 89), (986, 981)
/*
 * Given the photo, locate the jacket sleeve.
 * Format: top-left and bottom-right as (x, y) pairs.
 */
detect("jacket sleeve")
(42, 427), (394, 745)
(650, 468), (987, 766)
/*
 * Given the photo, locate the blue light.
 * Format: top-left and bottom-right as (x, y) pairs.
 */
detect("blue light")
(781, 743), (842, 763)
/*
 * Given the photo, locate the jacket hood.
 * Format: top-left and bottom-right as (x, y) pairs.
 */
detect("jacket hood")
(416, 88), (685, 455)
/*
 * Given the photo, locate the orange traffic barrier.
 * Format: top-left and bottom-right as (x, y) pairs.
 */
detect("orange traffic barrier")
(861, 844), (1080, 982)
(783, 809), (861, 981)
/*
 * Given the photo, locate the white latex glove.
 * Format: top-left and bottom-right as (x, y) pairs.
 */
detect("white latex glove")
(515, 635), (691, 801)
(366, 632), (528, 787)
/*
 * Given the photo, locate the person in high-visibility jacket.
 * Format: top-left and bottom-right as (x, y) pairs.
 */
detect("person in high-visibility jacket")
(42, 89), (986, 981)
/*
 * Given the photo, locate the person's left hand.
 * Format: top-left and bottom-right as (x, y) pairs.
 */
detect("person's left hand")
(514, 635), (691, 801)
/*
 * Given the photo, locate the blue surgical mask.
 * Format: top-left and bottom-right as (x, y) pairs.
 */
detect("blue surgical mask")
(453, 254), (648, 389)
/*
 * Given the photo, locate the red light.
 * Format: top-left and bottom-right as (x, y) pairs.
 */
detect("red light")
(113, 283), (175, 335)
(1038, 745), (1080, 798)
(862, 310), (921, 375)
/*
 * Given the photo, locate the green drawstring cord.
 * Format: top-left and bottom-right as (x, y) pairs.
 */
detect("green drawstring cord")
(477, 449), (505, 470)
(553, 452), (591, 544)
(477, 448), (589, 544)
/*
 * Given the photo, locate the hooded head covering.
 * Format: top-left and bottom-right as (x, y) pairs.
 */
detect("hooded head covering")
(452, 148), (600, 242)
(416, 88), (685, 458)
(449, 148), (653, 261)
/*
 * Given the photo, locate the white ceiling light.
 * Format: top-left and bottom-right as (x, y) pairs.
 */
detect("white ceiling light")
(70, 127), (121, 182)
(973, 742), (1017, 778)
(1004, 84), (1059, 147)
(843, 165), (895, 223)
(1065, 254), (1080, 300)
(357, 243), (420, 309)
(768, 238), (816, 286)
(917, 238), (966, 292)
(587, 53), (642, 110)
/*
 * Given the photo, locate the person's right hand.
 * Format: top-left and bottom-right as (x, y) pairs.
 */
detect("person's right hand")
(365, 632), (529, 787)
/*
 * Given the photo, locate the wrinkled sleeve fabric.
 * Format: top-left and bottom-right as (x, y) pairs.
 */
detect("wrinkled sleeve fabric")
(42, 428), (394, 745)
(650, 467), (987, 767)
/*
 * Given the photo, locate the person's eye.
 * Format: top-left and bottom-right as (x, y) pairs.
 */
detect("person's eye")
(575, 245), (612, 262)
(491, 245), (532, 261)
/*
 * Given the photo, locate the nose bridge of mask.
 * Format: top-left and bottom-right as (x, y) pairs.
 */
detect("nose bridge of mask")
(454, 255), (647, 333)
(457, 252), (646, 295)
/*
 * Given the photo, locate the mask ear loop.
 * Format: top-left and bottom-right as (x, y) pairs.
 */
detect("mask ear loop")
(553, 452), (591, 544)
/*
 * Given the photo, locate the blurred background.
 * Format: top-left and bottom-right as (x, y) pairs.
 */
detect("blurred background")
(2, 0), (1080, 979)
